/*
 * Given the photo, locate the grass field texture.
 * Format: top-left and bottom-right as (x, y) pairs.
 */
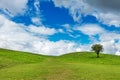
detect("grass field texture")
(0, 49), (120, 80)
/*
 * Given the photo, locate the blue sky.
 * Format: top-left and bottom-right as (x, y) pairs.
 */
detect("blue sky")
(0, 0), (120, 55)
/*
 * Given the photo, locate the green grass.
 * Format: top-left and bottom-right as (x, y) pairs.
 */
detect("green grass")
(0, 49), (120, 80)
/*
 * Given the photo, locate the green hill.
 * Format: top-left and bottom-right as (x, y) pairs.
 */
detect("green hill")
(0, 49), (120, 80)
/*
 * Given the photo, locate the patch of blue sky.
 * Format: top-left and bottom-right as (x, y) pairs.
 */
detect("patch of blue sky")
(40, 1), (75, 25)
(11, 0), (40, 26)
(81, 15), (98, 24)
(11, 15), (32, 26)
(99, 23), (120, 34)
(49, 31), (91, 44)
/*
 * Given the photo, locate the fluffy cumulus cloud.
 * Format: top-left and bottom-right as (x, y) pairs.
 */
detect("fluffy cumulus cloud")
(74, 23), (120, 55)
(53, 0), (120, 27)
(99, 33), (120, 55)
(33, 40), (81, 55)
(75, 24), (105, 36)
(53, 0), (91, 22)
(28, 25), (57, 36)
(0, 0), (28, 16)
(101, 40), (117, 54)
(31, 17), (42, 25)
(94, 13), (120, 27)
(0, 0), (42, 25)
(0, 14), (81, 56)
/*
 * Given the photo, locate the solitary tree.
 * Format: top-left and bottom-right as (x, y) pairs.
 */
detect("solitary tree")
(91, 44), (103, 58)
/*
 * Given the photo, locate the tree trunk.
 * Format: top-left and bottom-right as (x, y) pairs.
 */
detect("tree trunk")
(97, 52), (99, 58)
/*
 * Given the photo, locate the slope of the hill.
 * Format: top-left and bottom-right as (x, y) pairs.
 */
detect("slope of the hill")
(0, 49), (120, 80)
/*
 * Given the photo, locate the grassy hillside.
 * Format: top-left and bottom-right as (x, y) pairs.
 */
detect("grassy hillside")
(0, 49), (120, 80)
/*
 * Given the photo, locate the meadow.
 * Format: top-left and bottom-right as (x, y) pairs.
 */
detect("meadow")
(0, 48), (120, 80)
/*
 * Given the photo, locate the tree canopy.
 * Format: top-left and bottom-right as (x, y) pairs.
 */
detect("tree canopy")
(91, 44), (103, 58)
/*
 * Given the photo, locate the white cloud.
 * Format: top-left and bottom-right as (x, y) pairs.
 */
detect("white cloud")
(28, 25), (57, 36)
(34, 0), (40, 15)
(31, 0), (42, 25)
(0, 0), (28, 16)
(98, 33), (120, 55)
(0, 14), (81, 56)
(53, 0), (120, 27)
(33, 40), (81, 55)
(115, 42), (120, 55)
(93, 12), (120, 27)
(100, 33), (120, 42)
(62, 24), (73, 32)
(74, 23), (120, 55)
(31, 17), (42, 25)
(53, 0), (92, 22)
(0, 0), (42, 25)
(75, 24), (105, 35)
(101, 40), (117, 54)
(58, 29), (64, 33)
